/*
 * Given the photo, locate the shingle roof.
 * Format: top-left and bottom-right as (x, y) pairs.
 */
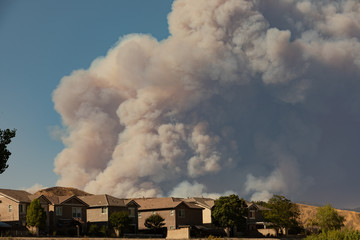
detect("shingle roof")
(41, 195), (88, 206)
(79, 195), (127, 207)
(0, 188), (32, 203)
(134, 197), (203, 211)
(184, 197), (215, 209)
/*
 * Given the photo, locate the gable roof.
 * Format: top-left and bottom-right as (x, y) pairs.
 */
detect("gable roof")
(79, 194), (128, 207)
(135, 197), (203, 211)
(43, 195), (88, 206)
(246, 201), (270, 211)
(0, 188), (31, 203)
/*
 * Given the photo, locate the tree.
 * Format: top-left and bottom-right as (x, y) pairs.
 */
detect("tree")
(308, 204), (345, 232)
(109, 211), (131, 237)
(264, 195), (300, 236)
(26, 198), (46, 235)
(144, 213), (165, 231)
(0, 128), (16, 174)
(211, 194), (248, 237)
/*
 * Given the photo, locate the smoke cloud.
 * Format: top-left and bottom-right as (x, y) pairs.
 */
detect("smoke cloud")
(53, 0), (360, 206)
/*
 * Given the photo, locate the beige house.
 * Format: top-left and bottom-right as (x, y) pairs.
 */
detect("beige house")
(134, 197), (203, 230)
(79, 194), (139, 232)
(183, 197), (215, 224)
(0, 189), (31, 229)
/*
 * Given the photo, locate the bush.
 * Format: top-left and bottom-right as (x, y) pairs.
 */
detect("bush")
(88, 224), (100, 236)
(305, 229), (360, 240)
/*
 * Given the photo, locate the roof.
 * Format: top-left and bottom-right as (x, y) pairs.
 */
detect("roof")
(184, 197), (215, 209)
(0, 188), (32, 203)
(134, 197), (203, 211)
(79, 194), (127, 207)
(246, 201), (270, 211)
(42, 195), (88, 206)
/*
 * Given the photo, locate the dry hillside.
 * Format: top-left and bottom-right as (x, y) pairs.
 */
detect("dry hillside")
(34, 186), (93, 197)
(297, 203), (360, 230)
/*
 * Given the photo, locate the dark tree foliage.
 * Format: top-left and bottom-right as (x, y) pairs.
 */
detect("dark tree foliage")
(144, 213), (165, 230)
(109, 211), (132, 231)
(212, 194), (248, 236)
(26, 199), (46, 228)
(264, 195), (300, 235)
(0, 128), (16, 174)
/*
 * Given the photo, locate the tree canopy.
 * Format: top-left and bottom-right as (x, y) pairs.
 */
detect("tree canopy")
(144, 213), (165, 230)
(109, 211), (131, 232)
(26, 199), (46, 228)
(0, 128), (16, 174)
(308, 204), (345, 232)
(264, 195), (300, 235)
(212, 194), (248, 236)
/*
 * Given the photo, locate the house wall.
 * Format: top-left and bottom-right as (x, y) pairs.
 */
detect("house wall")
(176, 205), (203, 227)
(202, 208), (212, 224)
(166, 227), (190, 239)
(87, 207), (109, 223)
(0, 196), (18, 221)
(0, 195), (29, 226)
(54, 204), (87, 221)
(138, 209), (176, 230)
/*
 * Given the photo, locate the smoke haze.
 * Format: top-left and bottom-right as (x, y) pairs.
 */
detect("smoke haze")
(53, 0), (360, 206)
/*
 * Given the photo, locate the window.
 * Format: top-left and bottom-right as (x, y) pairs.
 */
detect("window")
(129, 207), (135, 218)
(249, 210), (256, 219)
(138, 212), (142, 218)
(170, 210), (174, 216)
(19, 204), (23, 213)
(56, 206), (63, 216)
(178, 209), (185, 218)
(8, 205), (12, 212)
(72, 207), (82, 219)
(101, 207), (107, 214)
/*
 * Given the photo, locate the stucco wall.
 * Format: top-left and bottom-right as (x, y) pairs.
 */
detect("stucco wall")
(202, 208), (212, 224)
(86, 207), (108, 223)
(176, 206), (202, 227)
(0, 196), (26, 223)
(166, 228), (190, 239)
(138, 209), (176, 230)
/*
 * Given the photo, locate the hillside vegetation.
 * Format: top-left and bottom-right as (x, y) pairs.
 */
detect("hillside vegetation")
(34, 186), (92, 197)
(297, 203), (360, 230)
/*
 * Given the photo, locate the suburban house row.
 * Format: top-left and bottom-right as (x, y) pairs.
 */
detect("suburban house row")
(0, 188), (269, 235)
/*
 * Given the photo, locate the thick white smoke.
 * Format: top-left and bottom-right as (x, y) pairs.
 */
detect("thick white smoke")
(53, 0), (360, 203)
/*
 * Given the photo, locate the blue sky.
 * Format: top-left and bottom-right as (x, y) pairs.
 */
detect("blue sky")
(0, 0), (173, 189)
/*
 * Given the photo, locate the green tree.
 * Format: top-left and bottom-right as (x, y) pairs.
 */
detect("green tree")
(144, 213), (165, 231)
(26, 199), (46, 235)
(109, 211), (131, 237)
(264, 195), (300, 236)
(0, 128), (16, 174)
(211, 194), (248, 237)
(308, 204), (345, 233)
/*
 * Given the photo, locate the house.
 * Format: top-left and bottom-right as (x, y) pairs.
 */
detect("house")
(42, 195), (89, 235)
(183, 197), (214, 225)
(0, 189), (32, 229)
(79, 194), (139, 232)
(134, 197), (203, 230)
(245, 201), (271, 231)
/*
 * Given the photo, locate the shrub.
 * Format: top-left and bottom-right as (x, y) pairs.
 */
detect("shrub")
(305, 229), (360, 240)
